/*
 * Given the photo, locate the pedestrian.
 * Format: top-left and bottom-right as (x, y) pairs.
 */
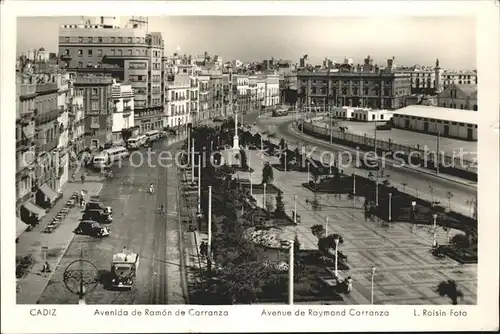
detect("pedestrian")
(71, 173), (75, 183)
(346, 276), (353, 293)
(81, 173), (85, 184)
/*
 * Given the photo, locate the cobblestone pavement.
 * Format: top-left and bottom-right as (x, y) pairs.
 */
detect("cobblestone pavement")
(234, 149), (477, 305)
(35, 136), (189, 304)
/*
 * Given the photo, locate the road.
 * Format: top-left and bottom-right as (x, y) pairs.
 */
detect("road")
(37, 138), (188, 304)
(243, 111), (477, 218)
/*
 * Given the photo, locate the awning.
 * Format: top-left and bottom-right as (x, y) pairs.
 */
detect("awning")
(38, 183), (58, 204)
(23, 201), (46, 219)
(16, 218), (29, 238)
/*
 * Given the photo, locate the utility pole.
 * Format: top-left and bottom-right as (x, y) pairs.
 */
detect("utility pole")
(436, 129), (440, 175)
(288, 240), (294, 305)
(197, 155), (201, 213)
(208, 186), (212, 270)
(374, 121), (379, 207)
(191, 138), (195, 184)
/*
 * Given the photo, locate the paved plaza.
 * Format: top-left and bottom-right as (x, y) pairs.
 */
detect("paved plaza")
(234, 149), (477, 305)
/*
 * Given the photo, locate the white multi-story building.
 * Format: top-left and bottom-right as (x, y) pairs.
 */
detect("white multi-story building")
(56, 73), (70, 192)
(265, 74), (280, 107)
(256, 77), (266, 108)
(165, 74), (196, 128)
(111, 80), (135, 143)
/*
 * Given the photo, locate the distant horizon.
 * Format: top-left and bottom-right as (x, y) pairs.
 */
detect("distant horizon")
(17, 16), (477, 70)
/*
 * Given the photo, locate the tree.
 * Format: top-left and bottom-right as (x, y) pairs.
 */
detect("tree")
(318, 233), (344, 253)
(262, 162), (274, 184)
(275, 190), (285, 216)
(310, 224), (325, 239)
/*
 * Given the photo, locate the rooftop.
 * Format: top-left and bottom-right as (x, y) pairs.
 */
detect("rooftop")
(394, 105), (478, 124)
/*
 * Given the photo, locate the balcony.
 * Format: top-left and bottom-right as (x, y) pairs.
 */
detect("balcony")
(35, 109), (60, 126)
(19, 83), (37, 99)
(90, 122), (100, 129)
(36, 138), (58, 154)
(36, 83), (58, 94)
(60, 53), (72, 60)
(74, 76), (114, 86)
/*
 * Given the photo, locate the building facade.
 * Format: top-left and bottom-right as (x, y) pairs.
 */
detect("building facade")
(73, 76), (114, 149)
(330, 106), (393, 122)
(442, 70), (477, 87)
(264, 74), (280, 107)
(437, 83), (478, 111)
(16, 74), (37, 226)
(68, 92), (86, 156)
(392, 105), (477, 141)
(198, 74), (211, 121)
(58, 17), (165, 133)
(111, 80), (135, 144)
(297, 60), (412, 111)
(55, 72), (71, 192)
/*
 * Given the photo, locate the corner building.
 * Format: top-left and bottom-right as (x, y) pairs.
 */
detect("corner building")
(58, 17), (164, 133)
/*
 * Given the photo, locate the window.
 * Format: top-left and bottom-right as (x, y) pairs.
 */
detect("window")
(92, 88), (98, 96)
(64, 49), (70, 55)
(98, 37), (102, 43)
(117, 49), (122, 56)
(136, 37), (140, 43)
(372, 114), (375, 120)
(64, 36), (70, 42)
(78, 62), (83, 68)
(78, 37), (83, 43)
(128, 49), (132, 55)
(78, 49), (83, 56)
(460, 104), (464, 109)
(88, 49), (93, 56)
(111, 37), (115, 43)
(87, 37), (92, 43)
(128, 37), (132, 43)
(110, 49), (115, 55)
(381, 114), (384, 120)
(91, 116), (99, 123)
(136, 49), (140, 55)
(473, 104), (478, 111)
(117, 37), (122, 43)
(97, 49), (102, 56)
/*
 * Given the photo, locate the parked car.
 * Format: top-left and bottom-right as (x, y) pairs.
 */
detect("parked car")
(82, 209), (113, 224)
(74, 221), (110, 237)
(85, 201), (112, 215)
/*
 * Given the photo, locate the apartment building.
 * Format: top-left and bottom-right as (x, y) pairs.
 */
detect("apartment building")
(165, 74), (198, 128)
(265, 74), (280, 107)
(16, 74), (37, 230)
(248, 75), (260, 111)
(233, 74), (251, 114)
(68, 91), (85, 156)
(208, 70), (224, 118)
(111, 80), (136, 144)
(55, 72), (71, 192)
(58, 16), (165, 133)
(29, 74), (63, 217)
(442, 70), (477, 87)
(297, 56), (412, 110)
(198, 74), (211, 121)
(73, 76), (114, 149)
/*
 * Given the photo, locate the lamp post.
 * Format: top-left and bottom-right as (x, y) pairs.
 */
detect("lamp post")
(250, 171), (253, 197)
(208, 186), (212, 263)
(371, 267), (376, 305)
(288, 240), (294, 305)
(325, 216), (329, 236)
(294, 195), (297, 224)
(191, 138), (195, 184)
(307, 162), (310, 183)
(197, 155), (201, 214)
(432, 213), (438, 247)
(263, 182), (267, 209)
(334, 236), (340, 277)
(388, 192), (392, 222)
(353, 167), (356, 196)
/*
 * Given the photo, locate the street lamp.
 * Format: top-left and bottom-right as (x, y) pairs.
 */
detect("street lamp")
(208, 185), (212, 272)
(432, 213), (438, 247)
(352, 166), (356, 196)
(288, 240), (294, 305)
(334, 236), (340, 277)
(250, 171), (253, 197)
(263, 182), (267, 209)
(307, 162), (310, 183)
(293, 194), (297, 224)
(191, 138), (195, 184)
(325, 216), (329, 236)
(197, 155), (202, 214)
(388, 192), (392, 222)
(371, 267), (376, 304)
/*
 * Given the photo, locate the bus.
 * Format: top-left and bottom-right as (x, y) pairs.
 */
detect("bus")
(127, 135), (147, 149)
(103, 146), (130, 163)
(145, 130), (160, 142)
(92, 153), (109, 169)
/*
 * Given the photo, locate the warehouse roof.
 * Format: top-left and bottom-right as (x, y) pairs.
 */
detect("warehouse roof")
(394, 105), (478, 125)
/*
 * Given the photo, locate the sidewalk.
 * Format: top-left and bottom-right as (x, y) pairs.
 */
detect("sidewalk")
(16, 181), (103, 304)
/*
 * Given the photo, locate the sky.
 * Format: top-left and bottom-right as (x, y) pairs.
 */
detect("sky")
(17, 16), (476, 70)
